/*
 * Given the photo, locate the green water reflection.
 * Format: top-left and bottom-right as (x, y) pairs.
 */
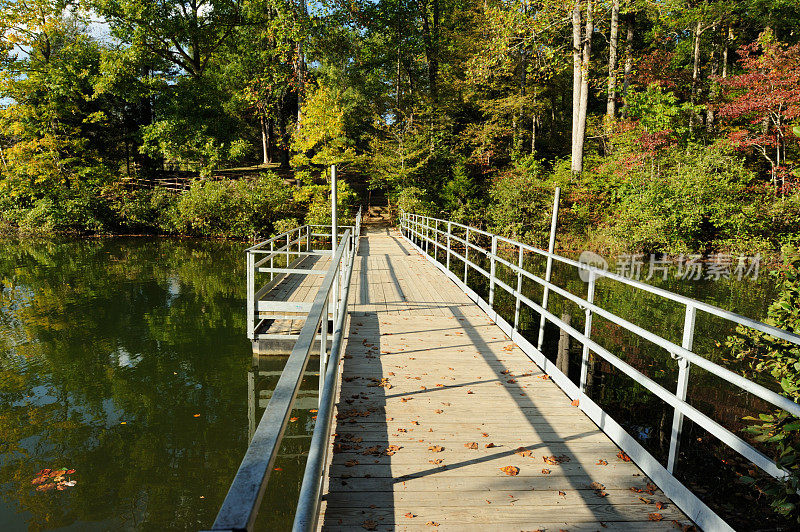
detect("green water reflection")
(0, 238), (315, 531)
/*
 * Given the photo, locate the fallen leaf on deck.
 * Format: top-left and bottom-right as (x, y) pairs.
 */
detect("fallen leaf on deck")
(404, 512), (416, 518)
(464, 442), (478, 449)
(429, 459), (443, 465)
(386, 445), (402, 455)
(648, 513), (663, 521)
(485, 443), (496, 448)
(570, 399), (580, 407)
(481, 432), (489, 437)
(596, 459), (608, 465)
(434, 409), (443, 414)
(428, 445), (444, 452)
(541, 469), (551, 474)
(426, 522), (439, 527)
(515, 447), (532, 458)
(362, 520), (377, 530)
(617, 451), (632, 462)
(500, 466), (520, 476)
(558, 490), (566, 497)
(656, 501), (664, 510)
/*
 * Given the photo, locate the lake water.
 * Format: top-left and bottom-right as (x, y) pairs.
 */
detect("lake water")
(0, 236), (793, 530)
(0, 238), (317, 530)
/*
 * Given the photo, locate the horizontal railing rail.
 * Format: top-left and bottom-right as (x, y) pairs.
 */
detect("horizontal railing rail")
(210, 208), (360, 531)
(400, 210), (800, 532)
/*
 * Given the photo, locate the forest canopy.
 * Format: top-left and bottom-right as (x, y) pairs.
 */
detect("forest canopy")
(0, 0), (798, 253)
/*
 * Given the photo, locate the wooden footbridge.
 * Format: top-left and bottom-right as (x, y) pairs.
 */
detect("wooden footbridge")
(208, 196), (800, 532)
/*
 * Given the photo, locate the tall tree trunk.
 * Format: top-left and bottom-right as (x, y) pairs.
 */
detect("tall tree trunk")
(606, 0), (620, 126)
(260, 115), (270, 165)
(419, 0), (440, 102)
(571, 0), (582, 163)
(707, 29), (718, 130)
(573, 0), (592, 174)
(690, 19), (703, 133)
(621, 13), (634, 118)
(722, 26), (730, 78)
(396, 6), (402, 108)
(296, 0), (308, 130)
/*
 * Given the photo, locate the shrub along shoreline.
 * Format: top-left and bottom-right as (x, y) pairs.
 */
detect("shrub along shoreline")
(0, 172), (356, 240)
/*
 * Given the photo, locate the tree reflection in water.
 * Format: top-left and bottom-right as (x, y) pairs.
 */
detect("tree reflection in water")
(0, 237), (314, 530)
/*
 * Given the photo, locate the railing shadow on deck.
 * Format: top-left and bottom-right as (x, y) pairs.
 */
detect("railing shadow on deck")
(320, 311), (393, 529)
(400, 210), (800, 531)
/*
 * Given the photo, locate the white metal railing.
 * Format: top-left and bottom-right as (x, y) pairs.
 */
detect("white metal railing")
(246, 219), (359, 340)
(210, 209), (361, 531)
(400, 209), (800, 532)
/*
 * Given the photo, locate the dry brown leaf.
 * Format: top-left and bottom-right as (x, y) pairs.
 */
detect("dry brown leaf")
(558, 490), (566, 497)
(362, 520), (377, 530)
(464, 442), (478, 450)
(570, 399), (580, 407)
(515, 447), (532, 458)
(500, 466), (520, 476)
(434, 409), (443, 414)
(543, 454), (570, 465)
(485, 442), (496, 448)
(428, 445), (444, 452)
(596, 459), (609, 465)
(541, 469), (551, 474)
(404, 512), (416, 518)
(481, 432), (489, 437)
(648, 513), (663, 521)
(655, 501), (664, 510)
(617, 450), (632, 462)
(429, 459), (443, 465)
(426, 522), (439, 527)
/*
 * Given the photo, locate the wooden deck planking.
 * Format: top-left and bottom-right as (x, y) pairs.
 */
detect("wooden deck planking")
(257, 254), (330, 335)
(317, 228), (692, 531)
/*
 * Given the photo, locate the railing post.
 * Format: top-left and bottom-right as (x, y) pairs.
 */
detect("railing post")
(319, 296), (329, 407)
(425, 218), (430, 255)
(667, 304), (696, 474)
(446, 222), (452, 271)
(514, 245), (523, 331)
(433, 220), (438, 262)
(579, 270), (596, 392)
(464, 227), (470, 284)
(286, 233), (290, 268)
(537, 187), (560, 352)
(270, 241), (274, 281)
(307, 225), (311, 252)
(489, 235), (498, 306)
(247, 251), (255, 339)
